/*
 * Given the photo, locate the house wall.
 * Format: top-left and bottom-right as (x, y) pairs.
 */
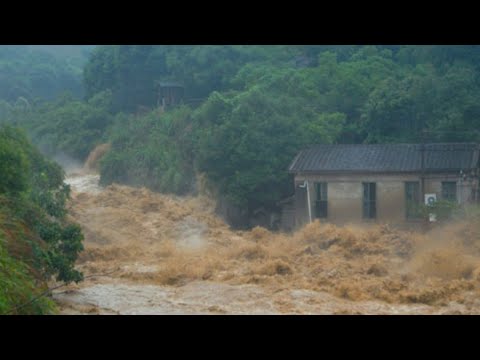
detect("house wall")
(280, 203), (296, 232)
(423, 174), (479, 204)
(293, 172), (478, 227)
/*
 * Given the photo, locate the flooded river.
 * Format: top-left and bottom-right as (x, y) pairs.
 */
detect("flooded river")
(55, 171), (480, 315)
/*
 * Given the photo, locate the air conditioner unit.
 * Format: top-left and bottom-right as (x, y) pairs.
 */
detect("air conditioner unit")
(425, 193), (437, 222)
(425, 193), (437, 206)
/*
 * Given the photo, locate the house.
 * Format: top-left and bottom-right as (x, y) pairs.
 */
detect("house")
(287, 143), (480, 227)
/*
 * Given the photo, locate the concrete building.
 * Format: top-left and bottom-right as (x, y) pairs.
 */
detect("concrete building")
(287, 143), (480, 228)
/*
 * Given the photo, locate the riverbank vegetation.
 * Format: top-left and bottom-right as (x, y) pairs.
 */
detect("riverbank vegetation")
(0, 126), (84, 314)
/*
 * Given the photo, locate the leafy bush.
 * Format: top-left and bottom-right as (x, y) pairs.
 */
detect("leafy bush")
(419, 200), (461, 222)
(0, 125), (84, 314)
(0, 233), (55, 315)
(100, 107), (195, 194)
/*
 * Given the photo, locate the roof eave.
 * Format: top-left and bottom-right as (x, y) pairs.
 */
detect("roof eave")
(287, 152), (303, 172)
(289, 168), (477, 175)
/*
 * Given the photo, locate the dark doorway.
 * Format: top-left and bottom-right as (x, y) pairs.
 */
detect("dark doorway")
(314, 182), (328, 218)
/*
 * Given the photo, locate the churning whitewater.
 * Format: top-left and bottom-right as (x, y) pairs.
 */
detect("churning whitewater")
(55, 159), (480, 314)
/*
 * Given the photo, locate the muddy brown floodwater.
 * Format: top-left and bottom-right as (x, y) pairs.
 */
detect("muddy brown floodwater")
(55, 170), (480, 315)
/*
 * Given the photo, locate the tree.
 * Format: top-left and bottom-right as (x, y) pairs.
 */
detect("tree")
(0, 125), (84, 284)
(0, 126), (29, 194)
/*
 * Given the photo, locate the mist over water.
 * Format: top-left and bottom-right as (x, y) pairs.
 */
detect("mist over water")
(52, 152), (83, 175)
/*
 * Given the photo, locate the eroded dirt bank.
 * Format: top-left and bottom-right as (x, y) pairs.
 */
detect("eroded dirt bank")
(55, 171), (480, 314)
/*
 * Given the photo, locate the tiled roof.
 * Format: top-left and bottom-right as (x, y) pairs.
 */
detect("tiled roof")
(288, 143), (480, 173)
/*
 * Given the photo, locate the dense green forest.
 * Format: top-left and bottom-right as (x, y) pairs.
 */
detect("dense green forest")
(2, 45), (480, 226)
(0, 45), (93, 102)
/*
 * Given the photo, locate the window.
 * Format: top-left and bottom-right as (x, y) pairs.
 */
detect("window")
(405, 181), (420, 219)
(442, 181), (457, 202)
(363, 182), (376, 219)
(315, 182), (328, 218)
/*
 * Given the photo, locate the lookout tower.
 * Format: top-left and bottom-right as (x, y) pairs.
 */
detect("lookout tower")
(156, 81), (185, 110)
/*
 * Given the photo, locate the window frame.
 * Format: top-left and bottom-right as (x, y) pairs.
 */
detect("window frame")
(362, 182), (376, 219)
(405, 181), (421, 219)
(441, 181), (457, 202)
